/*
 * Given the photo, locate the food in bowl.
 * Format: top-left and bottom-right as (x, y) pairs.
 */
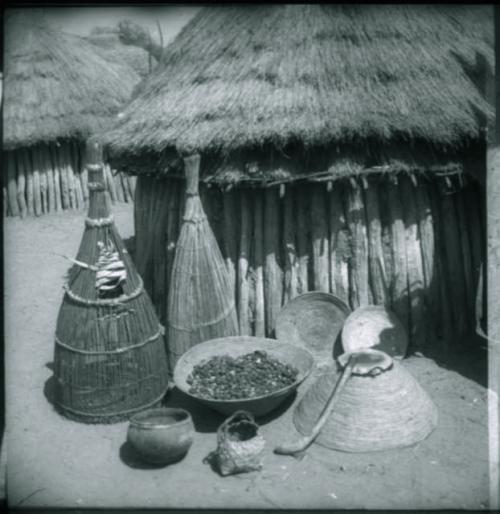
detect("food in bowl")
(186, 350), (299, 400)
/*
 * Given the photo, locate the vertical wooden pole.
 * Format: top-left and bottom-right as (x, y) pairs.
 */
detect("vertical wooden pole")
(55, 144), (69, 210)
(152, 179), (169, 323)
(121, 173), (130, 203)
(23, 149), (35, 216)
(254, 191), (265, 337)
(283, 187), (299, 302)
(296, 186), (310, 294)
(440, 190), (468, 342)
(63, 143), (77, 209)
(385, 178), (410, 338)
(133, 176), (147, 275)
(454, 190), (476, 335)
(43, 145), (56, 213)
(329, 184), (350, 304)
(105, 164), (117, 203)
(15, 151), (27, 218)
(429, 182), (453, 349)
(114, 171), (124, 203)
(3, 186), (7, 217)
(238, 189), (251, 335)
(364, 180), (387, 305)
(400, 175), (427, 352)
(39, 148), (48, 214)
(165, 179), (180, 323)
(70, 141), (84, 209)
(345, 179), (370, 309)
(48, 144), (61, 212)
(310, 184), (330, 292)
(129, 176), (137, 199)
(415, 181), (439, 343)
(32, 147), (42, 216)
(264, 187), (283, 336)
(223, 190), (238, 298)
(7, 151), (20, 217)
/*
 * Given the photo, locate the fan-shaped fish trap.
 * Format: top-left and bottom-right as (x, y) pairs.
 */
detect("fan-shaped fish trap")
(293, 358), (438, 452)
(53, 164), (169, 423)
(167, 154), (239, 375)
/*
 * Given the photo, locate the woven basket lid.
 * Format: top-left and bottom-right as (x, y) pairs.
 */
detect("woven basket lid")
(275, 292), (351, 363)
(341, 305), (408, 359)
(293, 359), (438, 452)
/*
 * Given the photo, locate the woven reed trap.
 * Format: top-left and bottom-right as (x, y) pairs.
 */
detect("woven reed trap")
(293, 353), (438, 452)
(53, 164), (169, 423)
(167, 154), (239, 375)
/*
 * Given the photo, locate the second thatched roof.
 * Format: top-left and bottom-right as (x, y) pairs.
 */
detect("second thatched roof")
(3, 12), (141, 151)
(104, 4), (493, 167)
(85, 28), (152, 79)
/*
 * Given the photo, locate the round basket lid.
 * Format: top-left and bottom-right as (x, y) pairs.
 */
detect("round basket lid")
(293, 360), (438, 453)
(341, 305), (408, 359)
(275, 292), (351, 362)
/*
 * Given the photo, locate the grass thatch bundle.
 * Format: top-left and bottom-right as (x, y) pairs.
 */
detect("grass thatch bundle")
(3, 11), (139, 151)
(85, 28), (151, 79)
(105, 4), (493, 163)
(53, 164), (169, 423)
(167, 154), (239, 375)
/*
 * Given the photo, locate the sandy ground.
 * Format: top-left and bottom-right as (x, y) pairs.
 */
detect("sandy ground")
(3, 204), (491, 510)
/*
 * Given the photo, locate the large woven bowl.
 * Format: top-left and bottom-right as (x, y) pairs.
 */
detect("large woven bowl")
(173, 336), (314, 417)
(293, 360), (438, 452)
(341, 305), (408, 359)
(275, 292), (351, 363)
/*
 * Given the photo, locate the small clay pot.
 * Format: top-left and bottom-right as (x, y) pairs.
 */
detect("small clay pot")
(127, 407), (194, 465)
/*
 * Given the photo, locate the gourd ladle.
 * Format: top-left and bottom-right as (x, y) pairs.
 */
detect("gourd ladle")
(274, 349), (393, 458)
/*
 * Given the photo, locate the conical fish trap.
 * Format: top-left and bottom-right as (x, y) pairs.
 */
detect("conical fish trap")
(167, 154), (239, 375)
(293, 359), (438, 452)
(53, 164), (169, 423)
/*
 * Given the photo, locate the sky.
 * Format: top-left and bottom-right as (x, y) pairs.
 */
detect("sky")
(7, 5), (202, 44)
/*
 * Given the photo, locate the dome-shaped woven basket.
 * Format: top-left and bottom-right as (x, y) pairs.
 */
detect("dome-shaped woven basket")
(341, 305), (408, 359)
(293, 360), (438, 452)
(275, 292), (351, 363)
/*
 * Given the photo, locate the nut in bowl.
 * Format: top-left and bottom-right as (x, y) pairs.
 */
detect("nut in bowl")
(126, 407), (195, 465)
(173, 336), (315, 418)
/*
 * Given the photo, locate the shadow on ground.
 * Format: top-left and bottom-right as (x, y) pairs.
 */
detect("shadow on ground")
(162, 386), (295, 433)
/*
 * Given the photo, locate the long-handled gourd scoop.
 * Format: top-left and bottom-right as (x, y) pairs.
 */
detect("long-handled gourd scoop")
(274, 349), (393, 458)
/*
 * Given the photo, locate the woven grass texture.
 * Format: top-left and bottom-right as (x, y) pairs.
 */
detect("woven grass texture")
(293, 360), (438, 452)
(275, 292), (351, 361)
(167, 155), (239, 375)
(3, 11), (140, 151)
(53, 165), (169, 423)
(106, 5), (493, 160)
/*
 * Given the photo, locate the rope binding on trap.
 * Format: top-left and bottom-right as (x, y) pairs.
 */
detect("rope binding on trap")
(54, 326), (163, 355)
(85, 215), (114, 228)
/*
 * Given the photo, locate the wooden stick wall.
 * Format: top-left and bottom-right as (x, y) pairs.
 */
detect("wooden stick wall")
(134, 174), (484, 353)
(4, 142), (136, 217)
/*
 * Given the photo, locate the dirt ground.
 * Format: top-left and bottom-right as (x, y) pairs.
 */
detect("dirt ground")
(3, 204), (491, 510)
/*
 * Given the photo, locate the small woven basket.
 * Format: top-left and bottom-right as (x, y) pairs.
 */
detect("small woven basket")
(213, 410), (265, 476)
(293, 359), (438, 452)
(275, 292), (351, 363)
(341, 305), (408, 359)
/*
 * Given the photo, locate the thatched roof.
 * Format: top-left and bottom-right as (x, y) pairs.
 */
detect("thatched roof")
(105, 4), (493, 172)
(3, 13), (140, 150)
(85, 29), (152, 79)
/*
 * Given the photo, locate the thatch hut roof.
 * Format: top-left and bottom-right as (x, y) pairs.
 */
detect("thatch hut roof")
(85, 29), (152, 79)
(3, 13), (141, 151)
(105, 4), (493, 172)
